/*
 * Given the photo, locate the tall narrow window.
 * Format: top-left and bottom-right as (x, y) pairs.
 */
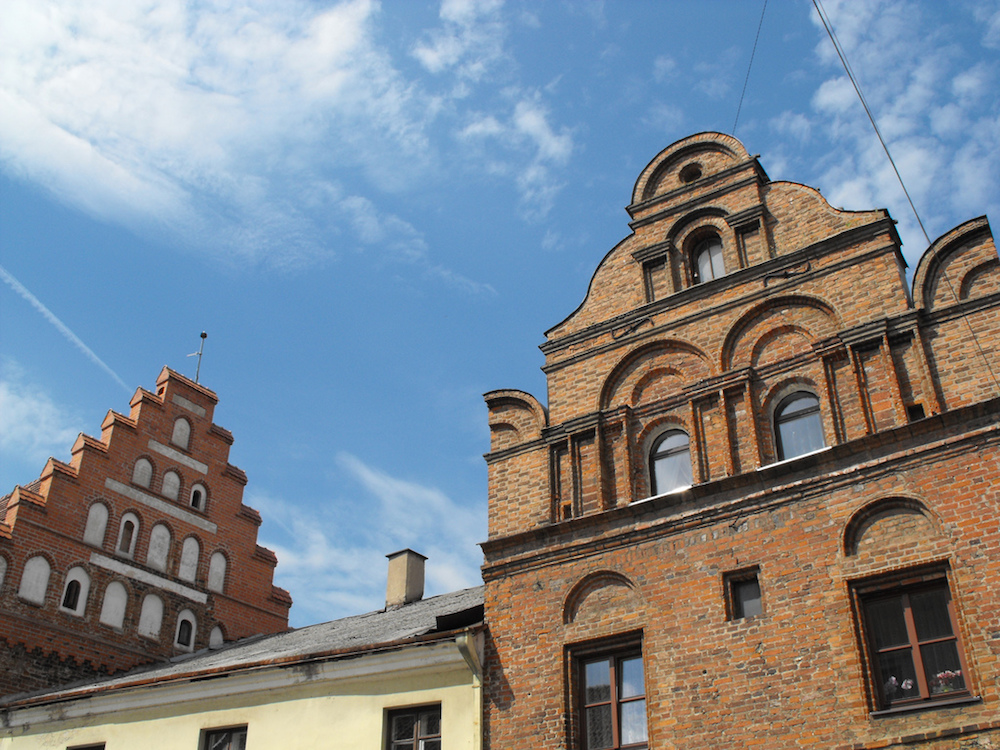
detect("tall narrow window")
(857, 575), (971, 711)
(579, 651), (648, 749)
(60, 567), (90, 616)
(774, 392), (825, 460)
(693, 237), (725, 283)
(649, 430), (692, 495)
(725, 568), (762, 620)
(175, 609), (197, 651)
(116, 513), (139, 558)
(386, 705), (441, 750)
(190, 483), (207, 511)
(171, 418), (191, 450)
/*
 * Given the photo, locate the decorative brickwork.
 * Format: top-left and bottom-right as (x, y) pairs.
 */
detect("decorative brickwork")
(0, 367), (290, 697)
(483, 133), (1000, 748)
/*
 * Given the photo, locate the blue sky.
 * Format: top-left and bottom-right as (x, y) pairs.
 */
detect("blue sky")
(1, 0), (998, 628)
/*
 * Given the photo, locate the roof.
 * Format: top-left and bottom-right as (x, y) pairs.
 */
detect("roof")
(2, 585), (484, 708)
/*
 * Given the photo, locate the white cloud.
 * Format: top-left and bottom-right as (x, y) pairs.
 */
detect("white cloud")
(254, 452), (485, 626)
(412, 0), (506, 80)
(0, 362), (81, 480)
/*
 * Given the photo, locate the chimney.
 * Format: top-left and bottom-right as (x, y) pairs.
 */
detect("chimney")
(386, 549), (426, 609)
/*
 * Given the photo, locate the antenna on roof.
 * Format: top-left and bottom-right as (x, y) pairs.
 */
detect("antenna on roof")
(187, 331), (208, 383)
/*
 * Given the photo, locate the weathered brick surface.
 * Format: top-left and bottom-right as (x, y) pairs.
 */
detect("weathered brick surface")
(483, 133), (1000, 748)
(0, 367), (290, 697)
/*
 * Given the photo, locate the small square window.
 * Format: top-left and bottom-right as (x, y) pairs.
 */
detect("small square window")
(386, 705), (441, 750)
(725, 568), (762, 620)
(202, 726), (247, 750)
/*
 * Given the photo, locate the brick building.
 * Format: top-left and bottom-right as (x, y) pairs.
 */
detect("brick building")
(482, 133), (1000, 748)
(0, 367), (291, 696)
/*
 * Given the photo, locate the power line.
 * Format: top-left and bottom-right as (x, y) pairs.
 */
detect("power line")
(733, 0), (768, 136)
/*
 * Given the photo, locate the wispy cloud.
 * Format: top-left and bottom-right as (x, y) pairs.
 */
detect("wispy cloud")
(254, 452), (485, 626)
(0, 361), (82, 480)
(0, 264), (131, 393)
(795, 0), (1000, 260)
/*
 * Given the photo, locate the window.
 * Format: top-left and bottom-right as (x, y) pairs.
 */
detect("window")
(132, 457), (153, 488)
(693, 237), (724, 283)
(171, 417), (191, 450)
(60, 567), (91, 616)
(577, 649), (648, 750)
(175, 609), (197, 651)
(774, 392), (825, 460)
(116, 513), (139, 558)
(725, 568), (762, 620)
(190, 483), (207, 510)
(202, 726), (247, 750)
(649, 430), (692, 495)
(856, 573), (971, 711)
(386, 705), (441, 750)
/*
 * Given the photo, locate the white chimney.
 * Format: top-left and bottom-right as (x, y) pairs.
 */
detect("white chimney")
(386, 549), (426, 609)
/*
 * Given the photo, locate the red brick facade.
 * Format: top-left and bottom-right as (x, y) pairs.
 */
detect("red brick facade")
(482, 133), (1000, 748)
(0, 367), (291, 696)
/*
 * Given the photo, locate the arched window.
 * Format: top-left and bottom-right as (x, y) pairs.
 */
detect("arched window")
(83, 502), (109, 547)
(138, 594), (164, 638)
(189, 483), (207, 511)
(171, 418), (191, 450)
(146, 523), (172, 572)
(693, 237), (725, 283)
(132, 457), (153, 488)
(116, 513), (140, 558)
(178, 536), (200, 582)
(175, 609), (197, 651)
(775, 392), (825, 460)
(18, 556), (51, 605)
(59, 567), (91, 616)
(208, 551), (227, 593)
(99, 581), (128, 629)
(649, 430), (693, 495)
(162, 470), (181, 501)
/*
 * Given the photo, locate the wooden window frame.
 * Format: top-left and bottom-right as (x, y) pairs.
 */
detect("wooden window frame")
(852, 567), (973, 714)
(385, 704), (441, 750)
(724, 567), (762, 621)
(201, 725), (247, 750)
(568, 634), (648, 750)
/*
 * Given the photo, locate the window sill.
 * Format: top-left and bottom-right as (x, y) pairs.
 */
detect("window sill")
(758, 445), (831, 470)
(870, 694), (980, 718)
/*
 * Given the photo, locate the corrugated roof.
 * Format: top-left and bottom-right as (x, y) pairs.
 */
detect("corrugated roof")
(2, 586), (484, 706)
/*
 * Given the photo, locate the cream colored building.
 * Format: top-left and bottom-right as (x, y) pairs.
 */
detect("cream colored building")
(0, 552), (483, 750)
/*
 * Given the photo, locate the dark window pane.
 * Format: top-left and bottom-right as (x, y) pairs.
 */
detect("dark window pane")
(585, 704), (613, 749)
(865, 596), (909, 649)
(63, 580), (81, 610)
(619, 657), (644, 699)
(392, 714), (416, 741)
(876, 649), (919, 703)
(733, 578), (762, 619)
(920, 641), (965, 694)
(422, 741), (441, 750)
(910, 588), (954, 641)
(420, 710), (440, 736)
(585, 660), (611, 703)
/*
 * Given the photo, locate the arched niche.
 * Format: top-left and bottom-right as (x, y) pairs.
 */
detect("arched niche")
(912, 216), (996, 311)
(600, 340), (712, 411)
(722, 296), (839, 372)
(843, 497), (941, 557)
(485, 389), (547, 453)
(564, 571), (640, 625)
(632, 133), (749, 204)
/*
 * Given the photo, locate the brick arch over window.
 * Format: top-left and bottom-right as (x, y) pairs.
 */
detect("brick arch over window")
(959, 257), (999, 301)
(564, 571), (640, 625)
(600, 340), (712, 411)
(721, 295), (840, 372)
(633, 132), (748, 204)
(843, 497), (942, 558)
(485, 389), (548, 453)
